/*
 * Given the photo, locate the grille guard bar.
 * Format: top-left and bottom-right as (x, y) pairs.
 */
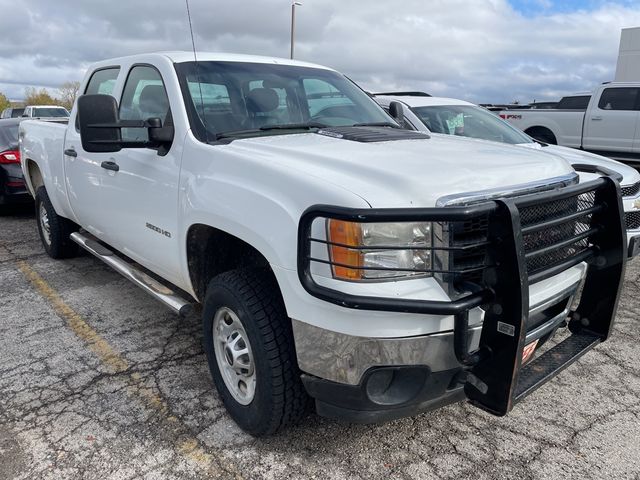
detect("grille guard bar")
(297, 171), (627, 416)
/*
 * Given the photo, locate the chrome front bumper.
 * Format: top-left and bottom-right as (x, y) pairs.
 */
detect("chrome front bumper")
(293, 269), (582, 386)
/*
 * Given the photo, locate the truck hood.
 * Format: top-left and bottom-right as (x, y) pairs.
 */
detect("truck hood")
(223, 132), (576, 208)
(518, 142), (640, 188)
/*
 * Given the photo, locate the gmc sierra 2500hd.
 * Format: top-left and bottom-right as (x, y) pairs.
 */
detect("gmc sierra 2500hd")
(20, 52), (628, 436)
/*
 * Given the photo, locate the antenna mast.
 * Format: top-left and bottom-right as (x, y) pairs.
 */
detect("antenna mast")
(185, 0), (208, 140)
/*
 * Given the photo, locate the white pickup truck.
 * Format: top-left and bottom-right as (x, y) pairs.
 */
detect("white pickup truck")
(20, 52), (628, 436)
(498, 82), (640, 167)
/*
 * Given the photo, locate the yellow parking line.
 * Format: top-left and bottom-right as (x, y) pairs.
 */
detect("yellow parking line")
(16, 259), (243, 480)
(17, 260), (128, 373)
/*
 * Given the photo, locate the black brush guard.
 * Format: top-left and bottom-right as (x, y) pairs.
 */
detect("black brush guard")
(297, 172), (626, 416)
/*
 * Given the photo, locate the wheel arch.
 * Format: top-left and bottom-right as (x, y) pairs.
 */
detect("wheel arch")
(185, 223), (281, 302)
(25, 158), (44, 196)
(524, 126), (557, 144)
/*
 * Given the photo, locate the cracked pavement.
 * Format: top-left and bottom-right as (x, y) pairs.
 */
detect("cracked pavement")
(1, 204), (640, 479)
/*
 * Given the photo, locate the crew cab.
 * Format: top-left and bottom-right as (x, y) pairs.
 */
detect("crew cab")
(20, 52), (628, 436)
(374, 93), (640, 253)
(497, 82), (640, 166)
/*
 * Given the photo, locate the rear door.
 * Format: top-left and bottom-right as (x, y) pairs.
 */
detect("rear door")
(64, 66), (122, 237)
(65, 63), (185, 285)
(582, 87), (640, 152)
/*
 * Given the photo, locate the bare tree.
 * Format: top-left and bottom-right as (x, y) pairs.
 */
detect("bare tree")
(58, 81), (81, 110)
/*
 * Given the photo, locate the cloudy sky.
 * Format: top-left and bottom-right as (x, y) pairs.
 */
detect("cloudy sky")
(1, 0), (640, 103)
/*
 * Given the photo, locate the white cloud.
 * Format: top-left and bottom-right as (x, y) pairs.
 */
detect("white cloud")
(0, 0), (639, 103)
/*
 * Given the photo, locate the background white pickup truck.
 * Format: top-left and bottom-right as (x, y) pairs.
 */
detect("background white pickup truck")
(19, 52), (628, 436)
(498, 82), (640, 167)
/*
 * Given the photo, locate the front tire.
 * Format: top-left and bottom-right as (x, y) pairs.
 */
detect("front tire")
(202, 268), (310, 436)
(35, 187), (79, 259)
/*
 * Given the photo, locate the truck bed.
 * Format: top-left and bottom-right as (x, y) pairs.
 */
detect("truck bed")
(19, 119), (74, 220)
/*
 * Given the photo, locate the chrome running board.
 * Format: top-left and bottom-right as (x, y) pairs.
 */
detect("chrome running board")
(70, 232), (194, 316)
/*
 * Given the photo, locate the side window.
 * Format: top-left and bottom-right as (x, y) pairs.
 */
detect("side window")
(85, 68), (120, 95)
(119, 66), (170, 142)
(598, 88), (640, 111)
(557, 95), (590, 110)
(303, 78), (355, 117)
(77, 67), (121, 131)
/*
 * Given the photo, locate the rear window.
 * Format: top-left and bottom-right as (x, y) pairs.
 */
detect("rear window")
(557, 95), (590, 110)
(598, 88), (640, 111)
(33, 108), (69, 118)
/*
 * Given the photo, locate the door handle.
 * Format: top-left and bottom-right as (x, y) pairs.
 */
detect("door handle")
(64, 148), (77, 157)
(100, 160), (119, 172)
(591, 116), (603, 121)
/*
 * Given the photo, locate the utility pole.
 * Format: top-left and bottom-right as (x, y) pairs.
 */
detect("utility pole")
(290, 2), (301, 59)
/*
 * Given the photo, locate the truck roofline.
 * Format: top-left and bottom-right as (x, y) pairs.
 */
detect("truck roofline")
(375, 94), (475, 108)
(86, 51), (336, 73)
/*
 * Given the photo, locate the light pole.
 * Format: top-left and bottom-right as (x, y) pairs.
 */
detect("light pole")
(290, 2), (302, 59)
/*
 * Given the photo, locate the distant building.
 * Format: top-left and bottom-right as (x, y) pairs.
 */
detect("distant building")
(615, 27), (640, 81)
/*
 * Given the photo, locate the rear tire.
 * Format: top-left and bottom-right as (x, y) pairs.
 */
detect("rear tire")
(35, 187), (79, 259)
(202, 268), (310, 436)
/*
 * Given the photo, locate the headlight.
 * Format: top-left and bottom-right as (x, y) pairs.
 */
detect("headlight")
(326, 219), (432, 281)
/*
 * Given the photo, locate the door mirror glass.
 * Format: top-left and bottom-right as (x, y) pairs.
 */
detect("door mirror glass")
(78, 94), (122, 153)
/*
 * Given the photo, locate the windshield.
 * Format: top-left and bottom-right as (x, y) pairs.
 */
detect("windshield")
(412, 105), (532, 145)
(33, 108), (69, 118)
(175, 61), (394, 142)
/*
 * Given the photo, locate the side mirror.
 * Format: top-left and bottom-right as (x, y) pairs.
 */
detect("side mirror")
(78, 94), (174, 154)
(388, 101), (404, 123)
(78, 94), (122, 153)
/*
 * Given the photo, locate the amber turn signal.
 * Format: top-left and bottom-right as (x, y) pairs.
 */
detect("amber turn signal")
(327, 219), (363, 280)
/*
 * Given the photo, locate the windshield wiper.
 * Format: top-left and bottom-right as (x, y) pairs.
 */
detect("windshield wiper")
(351, 121), (401, 128)
(214, 122), (327, 141)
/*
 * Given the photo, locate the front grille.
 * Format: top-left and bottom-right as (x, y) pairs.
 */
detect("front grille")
(519, 191), (596, 276)
(626, 211), (640, 230)
(621, 182), (640, 197)
(446, 188), (601, 288)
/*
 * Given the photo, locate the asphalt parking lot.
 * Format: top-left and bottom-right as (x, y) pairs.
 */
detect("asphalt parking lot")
(1, 205), (640, 480)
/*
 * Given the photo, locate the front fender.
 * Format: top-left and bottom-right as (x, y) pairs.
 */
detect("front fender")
(178, 135), (370, 295)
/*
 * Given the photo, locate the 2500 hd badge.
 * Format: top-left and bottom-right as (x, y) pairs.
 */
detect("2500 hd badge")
(146, 222), (172, 238)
